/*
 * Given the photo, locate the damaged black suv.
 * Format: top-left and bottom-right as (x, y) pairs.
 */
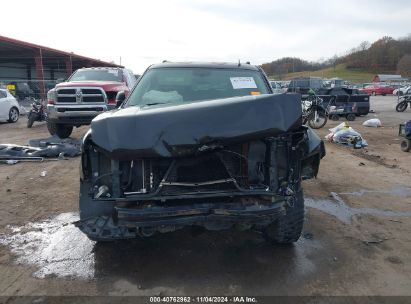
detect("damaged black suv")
(76, 62), (325, 243)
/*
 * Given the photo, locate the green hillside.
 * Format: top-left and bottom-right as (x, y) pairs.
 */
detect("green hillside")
(272, 64), (375, 84)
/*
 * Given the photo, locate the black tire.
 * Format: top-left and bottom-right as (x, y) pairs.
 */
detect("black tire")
(27, 112), (36, 128)
(396, 101), (408, 112)
(308, 109), (327, 129)
(330, 114), (340, 121)
(401, 139), (411, 152)
(46, 119), (57, 135)
(55, 125), (73, 139)
(346, 113), (356, 121)
(8, 107), (19, 123)
(263, 190), (304, 244)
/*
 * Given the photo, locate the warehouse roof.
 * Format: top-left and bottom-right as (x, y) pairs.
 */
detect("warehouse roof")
(0, 35), (122, 68)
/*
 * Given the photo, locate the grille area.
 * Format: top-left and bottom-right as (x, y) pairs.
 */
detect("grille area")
(56, 87), (106, 104)
(57, 96), (76, 103)
(58, 89), (76, 94)
(82, 89), (102, 94)
(83, 96), (105, 103)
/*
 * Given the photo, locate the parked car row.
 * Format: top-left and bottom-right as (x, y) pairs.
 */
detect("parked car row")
(268, 76), (410, 98)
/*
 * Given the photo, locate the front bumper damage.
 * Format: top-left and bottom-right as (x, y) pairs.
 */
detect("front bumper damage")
(75, 199), (287, 240)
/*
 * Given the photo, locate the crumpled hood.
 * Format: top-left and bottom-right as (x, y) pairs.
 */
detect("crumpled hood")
(90, 93), (303, 158)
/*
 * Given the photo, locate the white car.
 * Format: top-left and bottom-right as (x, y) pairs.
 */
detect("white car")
(393, 86), (411, 96)
(0, 89), (20, 123)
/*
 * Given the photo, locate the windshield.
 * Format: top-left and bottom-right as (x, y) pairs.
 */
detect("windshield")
(69, 69), (122, 82)
(125, 67), (270, 107)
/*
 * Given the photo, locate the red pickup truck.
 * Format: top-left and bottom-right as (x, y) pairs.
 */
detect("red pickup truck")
(46, 67), (136, 138)
(359, 84), (394, 96)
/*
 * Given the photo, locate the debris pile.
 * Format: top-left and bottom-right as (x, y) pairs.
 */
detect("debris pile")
(0, 136), (81, 164)
(325, 122), (368, 149)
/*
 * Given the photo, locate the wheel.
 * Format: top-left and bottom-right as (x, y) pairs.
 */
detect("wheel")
(46, 119), (57, 135)
(396, 101), (408, 112)
(401, 139), (411, 152)
(55, 125), (73, 139)
(263, 190), (304, 244)
(330, 114), (340, 121)
(27, 112), (36, 128)
(308, 109), (327, 129)
(7, 107), (19, 123)
(346, 113), (356, 121)
(372, 92), (376, 96)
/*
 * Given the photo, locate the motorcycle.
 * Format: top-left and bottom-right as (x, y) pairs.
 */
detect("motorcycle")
(396, 94), (411, 112)
(302, 94), (328, 129)
(27, 99), (47, 128)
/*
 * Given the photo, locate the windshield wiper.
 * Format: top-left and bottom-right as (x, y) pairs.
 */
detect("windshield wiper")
(142, 102), (167, 107)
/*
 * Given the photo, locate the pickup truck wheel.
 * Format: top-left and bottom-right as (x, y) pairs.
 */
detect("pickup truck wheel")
(46, 119), (57, 135)
(55, 125), (73, 139)
(401, 139), (411, 152)
(263, 190), (304, 244)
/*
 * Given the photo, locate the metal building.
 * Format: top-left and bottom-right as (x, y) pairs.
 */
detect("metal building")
(0, 35), (122, 100)
(372, 74), (409, 83)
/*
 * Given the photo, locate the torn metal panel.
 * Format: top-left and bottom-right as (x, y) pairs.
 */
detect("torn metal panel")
(90, 93), (302, 158)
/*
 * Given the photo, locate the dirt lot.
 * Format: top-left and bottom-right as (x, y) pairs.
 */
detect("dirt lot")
(0, 96), (410, 297)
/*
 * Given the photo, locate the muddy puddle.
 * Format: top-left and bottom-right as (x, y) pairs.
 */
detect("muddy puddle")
(0, 212), (325, 283)
(306, 188), (411, 224)
(0, 212), (96, 279)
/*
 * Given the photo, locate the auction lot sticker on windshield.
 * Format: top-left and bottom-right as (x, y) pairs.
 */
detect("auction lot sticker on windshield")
(107, 70), (119, 75)
(230, 77), (257, 89)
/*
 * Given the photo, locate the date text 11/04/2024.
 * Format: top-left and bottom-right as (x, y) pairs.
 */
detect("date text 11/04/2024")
(149, 297), (258, 303)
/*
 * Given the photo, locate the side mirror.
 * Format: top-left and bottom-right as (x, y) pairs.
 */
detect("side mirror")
(115, 91), (126, 108)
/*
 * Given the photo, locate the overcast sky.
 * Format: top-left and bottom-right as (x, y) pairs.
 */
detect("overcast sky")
(1, 0), (410, 74)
